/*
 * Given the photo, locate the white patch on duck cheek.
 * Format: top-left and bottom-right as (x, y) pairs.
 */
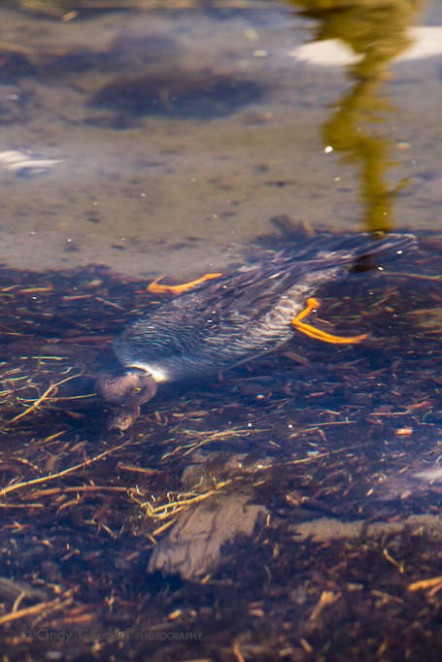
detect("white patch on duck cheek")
(127, 363), (169, 383)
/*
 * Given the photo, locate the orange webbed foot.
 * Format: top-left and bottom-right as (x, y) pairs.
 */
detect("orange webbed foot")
(147, 272), (223, 295)
(291, 297), (368, 344)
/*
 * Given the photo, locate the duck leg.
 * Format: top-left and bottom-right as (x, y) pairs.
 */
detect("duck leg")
(291, 298), (368, 344)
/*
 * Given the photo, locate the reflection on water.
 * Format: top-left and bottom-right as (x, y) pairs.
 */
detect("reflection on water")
(289, 0), (428, 232)
(0, 1), (441, 660)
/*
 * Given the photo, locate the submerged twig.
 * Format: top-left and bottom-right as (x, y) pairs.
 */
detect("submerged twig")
(7, 374), (82, 424)
(0, 442), (130, 498)
(0, 591), (74, 627)
(137, 478), (235, 523)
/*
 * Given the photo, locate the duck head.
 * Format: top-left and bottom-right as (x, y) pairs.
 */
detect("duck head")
(96, 368), (158, 431)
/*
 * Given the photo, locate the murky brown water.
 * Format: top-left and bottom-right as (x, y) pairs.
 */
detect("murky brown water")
(1, 1), (441, 277)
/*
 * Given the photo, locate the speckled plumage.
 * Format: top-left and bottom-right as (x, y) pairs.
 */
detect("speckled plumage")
(113, 232), (416, 382)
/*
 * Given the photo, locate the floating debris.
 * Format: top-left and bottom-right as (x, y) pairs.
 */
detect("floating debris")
(0, 149), (62, 176)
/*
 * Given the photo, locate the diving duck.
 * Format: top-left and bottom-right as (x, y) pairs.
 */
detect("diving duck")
(97, 232), (416, 430)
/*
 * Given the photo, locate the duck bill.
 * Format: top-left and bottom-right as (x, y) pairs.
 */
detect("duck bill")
(108, 404), (141, 431)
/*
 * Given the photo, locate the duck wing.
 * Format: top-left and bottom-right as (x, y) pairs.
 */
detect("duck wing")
(170, 232), (416, 321)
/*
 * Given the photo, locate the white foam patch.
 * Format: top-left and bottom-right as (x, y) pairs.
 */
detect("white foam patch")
(289, 27), (442, 68)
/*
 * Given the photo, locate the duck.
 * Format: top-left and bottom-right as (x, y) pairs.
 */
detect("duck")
(96, 232), (416, 430)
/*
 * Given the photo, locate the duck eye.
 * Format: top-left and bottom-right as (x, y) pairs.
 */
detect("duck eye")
(131, 386), (142, 394)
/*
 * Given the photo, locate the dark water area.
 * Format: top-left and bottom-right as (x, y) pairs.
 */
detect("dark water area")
(1, 0), (441, 660)
(1, 229), (441, 660)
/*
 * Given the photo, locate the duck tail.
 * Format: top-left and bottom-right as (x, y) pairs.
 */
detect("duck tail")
(291, 232), (417, 269)
(342, 232), (417, 271)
